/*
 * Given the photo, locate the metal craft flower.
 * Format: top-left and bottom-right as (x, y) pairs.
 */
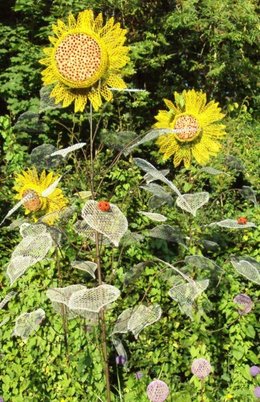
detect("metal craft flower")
(13, 168), (67, 224)
(191, 358), (212, 379)
(154, 89), (226, 167)
(40, 10), (129, 112)
(233, 294), (253, 315)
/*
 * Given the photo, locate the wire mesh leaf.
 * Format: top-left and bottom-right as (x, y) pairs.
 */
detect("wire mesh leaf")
(46, 285), (86, 306)
(0, 190), (38, 226)
(239, 186), (258, 207)
(176, 192), (209, 216)
(231, 258), (260, 285)
(13, 309), (45, 340)
(208, 219), (256, 229)
(0, 291), (17, 310)
(112, 337), (128, 361)
(128, 304), (162, 339)
(148, 224), (185, 245)
(0, 317), (10, 328)
(39, 86), (62, 113)
(112, 308), (134, 335)
(81, 200), (128, 247)
(68, 284), (121, 313)
(144, 169), (170, 184)
(20, 223), (47, 238)
(7, 233), (53, 284)
(13, 112), (45, 134)
(120, 231), (144, 247)
(30, 144), (64, 169)
(100, 130), (138, 150)
(134, 158), (193, 213)
(169, 279), (209, 306)
(71, 261), (97, 278)
(74, 220), (111, 244)
(41, 177), (62, 197)
(185, 255), (221, 271)
(139, 211), (167, 222)
(224, 155), (245, 171)
(141, 183), (173, 205)
(200, 166), (229, 176)
(124, 262), (150, 286)
(50, 143), (86, 158)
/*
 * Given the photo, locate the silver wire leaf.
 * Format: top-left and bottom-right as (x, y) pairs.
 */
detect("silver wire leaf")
(112, 308), (134, 335)
(0, 317), (10, 328)
(13, 309), (45, 340)
(0, 291), (17, 310)
(39, 86), (62, 113)
(41, 177), (62, 197)
(81, 200), (128, 247)
(231, 258), (260, 285)
(7, 233), (53, 284)
(176, 192), (209, 216)
(200, 166), (229, 176)
(124, 128), (175, 155)
(134, 158), (193, 213)
(128, 304), (162, 339)
(148, 224), (185, 245)
(169, 279), (209, 307)
(239, 186), (258, 207)
(141, 183), (173, 205)
(100, 130), (138, 151)
(68, 284), (121, 313)
(73, 220), (110, 244)
(139, 211), (167, 222)
(208, 219), (256, 229)
(46, 285), (86, 306)
(185, 255), (221, 271)
(30, 144), (63, 169)
(50, 143), (86, 158)
(71, 261), (97, 278)
(144, 169), (170, 184)
(112, 337), (128, 361)
(120, 231), (144, 247)
(20, 223), (47, 238)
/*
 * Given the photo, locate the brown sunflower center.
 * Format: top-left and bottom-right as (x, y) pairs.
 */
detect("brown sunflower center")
(55, 33), (102, 83)
(22, 189), (42, 212)
(174, 114), (200, 141)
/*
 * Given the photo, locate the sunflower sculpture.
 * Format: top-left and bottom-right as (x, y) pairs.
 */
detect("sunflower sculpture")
(154, 89), (226, 168)
(13, 168), (68, 225)
(40, 10), (129, 112)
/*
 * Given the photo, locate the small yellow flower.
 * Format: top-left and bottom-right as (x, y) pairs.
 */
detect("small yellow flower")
(154, 89), (226, 168)
(40, 10), (129, 112)
(13, 168), (67, 225)
(224, 393), (233, 400)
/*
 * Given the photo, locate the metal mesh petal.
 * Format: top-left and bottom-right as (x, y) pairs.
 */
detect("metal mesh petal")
(81, 200), (128, 246)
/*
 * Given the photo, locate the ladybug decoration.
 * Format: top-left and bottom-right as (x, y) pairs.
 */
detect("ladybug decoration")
(237, 217), (248, 225)
(97, 200), (111, 212)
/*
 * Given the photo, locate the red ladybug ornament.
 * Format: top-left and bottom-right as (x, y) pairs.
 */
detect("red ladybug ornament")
(237, 217), (248, 225)
(97, 201), (111, 212)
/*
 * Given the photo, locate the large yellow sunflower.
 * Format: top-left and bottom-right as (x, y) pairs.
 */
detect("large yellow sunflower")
(40, 9), (129, 112)
(13, 168), (68, 225)
(154, 89), (226, 168)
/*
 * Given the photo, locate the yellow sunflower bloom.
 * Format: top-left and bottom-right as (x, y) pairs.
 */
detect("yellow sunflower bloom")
(13, 168), (68, 225)
(154, 89), (226, 168)
(40, 10), (129, 112)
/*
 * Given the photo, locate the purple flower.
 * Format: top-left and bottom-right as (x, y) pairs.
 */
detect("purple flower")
(254, 386), (260, 398)
(146, 379), (169, 402)
(0, 397), (4, 402)
(135, 371), (143, 380)
(233, 294), (253, 315)
(250, 366), (260, 377)
(191, 358), (212, 379)
(115, 355), (126, 365)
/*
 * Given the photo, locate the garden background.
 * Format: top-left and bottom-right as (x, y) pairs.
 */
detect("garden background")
(0, 0), (259, 401)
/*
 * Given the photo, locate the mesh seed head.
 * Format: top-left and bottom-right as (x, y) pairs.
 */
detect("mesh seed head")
(191, 358), (212, 379)
(233, 294), (253, 315)
(250, 366), (260, 377)
(254, 387), (260, 398)
(146, 379), (169, 402)
(68, 284), (120, 313)
(81, 200), (128, 246)
(13, 309), (45, 340)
